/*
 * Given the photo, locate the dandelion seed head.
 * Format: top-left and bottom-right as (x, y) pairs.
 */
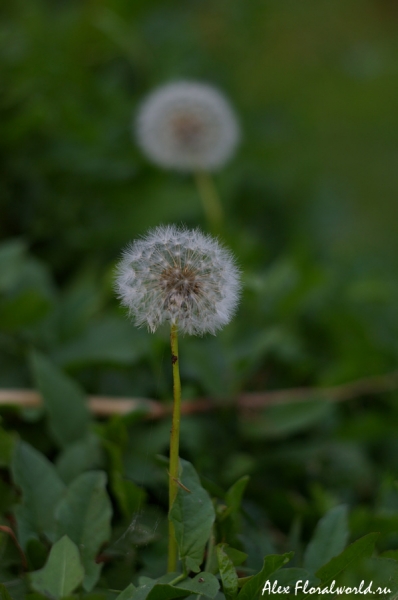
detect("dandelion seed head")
(116, 225), (241, 335)
(135, 81), (240, 172)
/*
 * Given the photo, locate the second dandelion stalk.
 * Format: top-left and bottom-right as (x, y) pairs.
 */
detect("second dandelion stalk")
(194, 171), (224, 233)
(168, 322), (181, 573)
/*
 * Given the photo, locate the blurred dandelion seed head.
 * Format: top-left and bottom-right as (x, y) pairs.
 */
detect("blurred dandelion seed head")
(135, 81), (240, 172)
(116, 225), (241, 335)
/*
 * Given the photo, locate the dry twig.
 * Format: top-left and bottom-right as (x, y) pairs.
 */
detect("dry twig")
(0, 370), (397, 419)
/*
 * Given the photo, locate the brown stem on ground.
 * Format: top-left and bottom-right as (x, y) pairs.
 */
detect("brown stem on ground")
(0, 370), (397, 419)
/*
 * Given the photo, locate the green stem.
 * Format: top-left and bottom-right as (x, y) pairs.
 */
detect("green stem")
(168, 322), (182, 573)
(169, 571), (188, 586)
(194, 171), (223, 232)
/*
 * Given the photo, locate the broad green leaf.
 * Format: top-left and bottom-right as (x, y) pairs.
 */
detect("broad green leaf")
(12, 441), (66, 548)
(0, 583), (13, 600)
(56, 433), (103, 484)
(115, 583), (137, 600)
(315, 533), (379, 586)
(55, 470), (112, 591)
(238, 553), (293, 600)
(30, 535), (84, 599)
(303, 505), (348, 573)
(217, 544), (239, 600)
(30, 351), (90, 448)
(169, 459), (215, 573)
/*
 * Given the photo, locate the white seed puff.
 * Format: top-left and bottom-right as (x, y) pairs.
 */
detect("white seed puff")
(116, 225), (241, 335)
(135, 81), (240, 172)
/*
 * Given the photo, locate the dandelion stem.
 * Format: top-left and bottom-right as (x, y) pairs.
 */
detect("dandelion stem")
(194, 171), (223, 232)
(168, 322), (182, 573)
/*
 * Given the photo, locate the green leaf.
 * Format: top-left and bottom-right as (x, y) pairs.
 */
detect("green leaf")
(238, 553), (293, 600)
(224, 546), (248, 567)
(131, 573), (219, 600)
(169, 459), (215, 573)
(315, 533), (379, 586)
(217, 544), (239, 600)
(30, 351), (90, 448)
(56, 433), (103, 484)
(128, 579), (157, 600)
(0, 583), (13, 600)
(303, 505), (348, 573)
(30, 535), (84, 599)
(115, 583), (137, 600)
(12, 441), (66, 548)
(221, 476), (250, 520)
(176, 572), (219, 598)
(55, 471), (112, 591)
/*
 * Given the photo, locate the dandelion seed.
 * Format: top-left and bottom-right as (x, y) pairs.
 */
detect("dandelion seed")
(115, 225), (240, 336)
(135, 81), (240, 172)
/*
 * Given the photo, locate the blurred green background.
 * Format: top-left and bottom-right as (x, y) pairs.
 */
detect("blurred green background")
(1, 0), (398, 582)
